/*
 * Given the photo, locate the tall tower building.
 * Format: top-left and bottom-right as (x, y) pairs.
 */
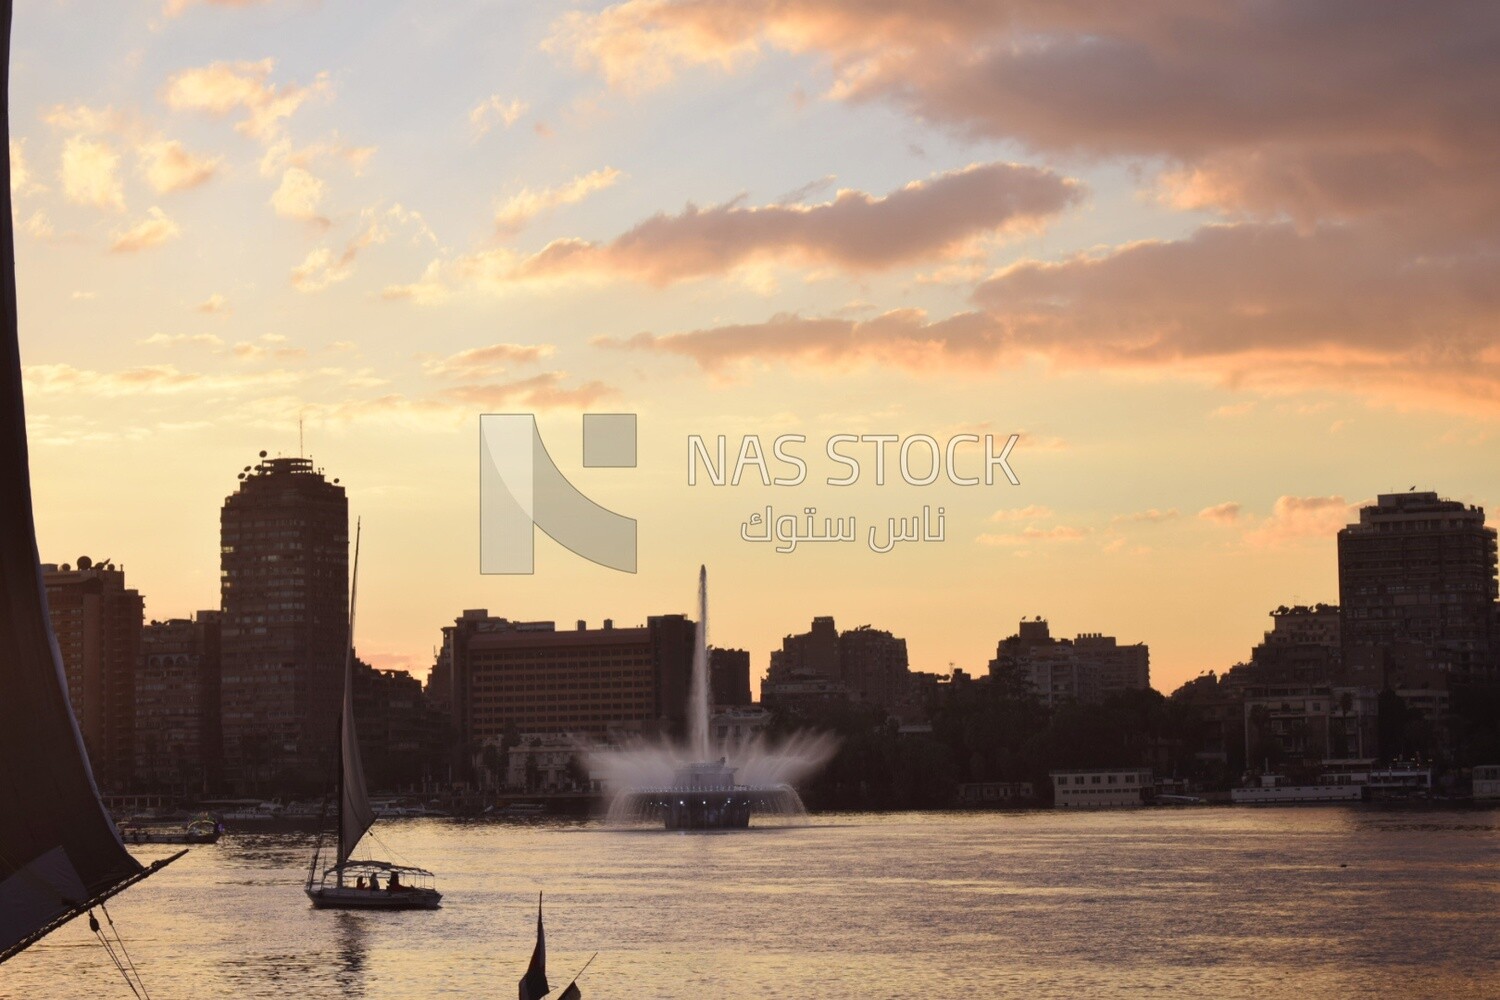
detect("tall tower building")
(220, 453), (348, 791)
(42, 557), (143, 791)
(1338, 491), (1498, 678)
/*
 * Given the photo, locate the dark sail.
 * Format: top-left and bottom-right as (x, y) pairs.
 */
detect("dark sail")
(519, 892), (548, 1000)
(0, 0), (153, 963)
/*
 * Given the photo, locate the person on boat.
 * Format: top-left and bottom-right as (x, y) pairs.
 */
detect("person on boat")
(368, 875), (380, 891)
(387, 871), (401, 892)
(355, 876), (365, 890)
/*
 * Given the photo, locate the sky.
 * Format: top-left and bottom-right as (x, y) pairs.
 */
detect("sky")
(11, 1), (1500, 696)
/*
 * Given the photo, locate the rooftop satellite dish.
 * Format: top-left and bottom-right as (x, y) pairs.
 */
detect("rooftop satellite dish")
(333, 478), (339, 484)
(259, 450), (268, 458)
(238, 473), (246, 480)
(77, 556), (92, 570)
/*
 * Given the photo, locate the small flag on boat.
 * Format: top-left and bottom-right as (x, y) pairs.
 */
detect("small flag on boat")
(519, 892), (548, 1000)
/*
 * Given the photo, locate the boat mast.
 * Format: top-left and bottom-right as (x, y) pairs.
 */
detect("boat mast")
(336, 518), (361, 887)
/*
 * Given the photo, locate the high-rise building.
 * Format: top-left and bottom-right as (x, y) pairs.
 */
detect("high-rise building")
(42, 557), (143, 791)
(1338, 491), (1498, 678)
(442, 612), (694, 772)
(219, 454), (348, 791)
(708, 647), (752, 707)
(1234, 605), (1341, 686)
(838, 626), (910, 710)
(351, 657), (446, 792)
(988, 618), (1150, 707)
(762, 617), (913, 713)
(135, 611), (221, 792)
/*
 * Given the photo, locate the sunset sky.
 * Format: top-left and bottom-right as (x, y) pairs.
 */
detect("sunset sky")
(12, 1), (1500, 695)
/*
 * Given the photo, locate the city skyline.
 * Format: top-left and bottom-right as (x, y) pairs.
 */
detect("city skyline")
(12, 3), (1500, 696)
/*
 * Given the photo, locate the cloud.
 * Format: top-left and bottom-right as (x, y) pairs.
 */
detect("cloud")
(22, 211), (54, 240)
(163, 0), (273, 15)
(10, 139), (44, 197)
(989, 505), (1053, 522)
(233, 334), (307, 361)
(470, 96), (528, 138)
(60, 136), (125, 210)
(977, 525), (1088, 546)
(393, 161), (1078, 299)
(259, 135), (375, 178)
(553, 4), (1500, 414)
(23, 362), (301, 397)
(43, 104), (133, 135)
(421, 343), (555, 378)
(1242, 495), (1360, 548)
(138, 332), (225, 348)
(139, 139), (219, 192)
(1198, 501), (1242, 525)
(494, 166), (622, 236)
(45, 103), (221, 196)
(549, 4), (1500, 225)
(599, 307), (995, 373)
(606, 219), (1500, 412)
(198, 293), (230, 314)
(521, 161), (1076, 284)
(110, 207), (180, 252)
(163, 59), (329, 142)
(290, 213), (388, 292)
(1112, 508), (1179, 525)
(270, 166), (327, 222)
(280, 372), (617, 429)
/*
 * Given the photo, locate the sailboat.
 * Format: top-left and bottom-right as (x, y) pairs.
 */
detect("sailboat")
(0, 0), (182, 967)
(305, 521), (441, 910)
(519, 893), (595, 1000)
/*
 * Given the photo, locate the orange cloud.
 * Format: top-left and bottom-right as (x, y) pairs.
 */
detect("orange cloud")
(977, 525), (1088, 546)
(163, 0), (272, 16)
(1242, 496), (1361, 548)
(110, 207), (180, 252)
(139, 139), (220, 192)
(1198, 502), (1241, 525)
(470, 96), (529, 138)
(551, 3), (1500, 229)
(605, 219), (1500, 413)
(163, 59), (329, 142)
(22, 362), (301, 396)
(989, 505), (1053, 522)
(60, 136), (125, 211)
(393, 161), (1078, 299)
(494, 167), (622, 236)
(290, 214), (388, 292)
(421, 343), (556, 379)
(1112, 508), (1179, 525)
(270, 166), (327, 223)
(520, 162), (1078, 284)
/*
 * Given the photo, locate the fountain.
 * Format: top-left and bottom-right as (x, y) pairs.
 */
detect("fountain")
(594, 566), (835, 829)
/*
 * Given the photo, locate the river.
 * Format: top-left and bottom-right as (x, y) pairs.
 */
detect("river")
(3, 807), (1497, 999)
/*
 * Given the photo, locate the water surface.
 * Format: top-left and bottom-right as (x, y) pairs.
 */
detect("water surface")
(3, 808), (1497, 999)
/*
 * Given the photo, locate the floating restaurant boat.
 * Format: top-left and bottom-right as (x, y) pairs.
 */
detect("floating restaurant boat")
(119, 815), (223, 845)
(305, 522), (441, 910)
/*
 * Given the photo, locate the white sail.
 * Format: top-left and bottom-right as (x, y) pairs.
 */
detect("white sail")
(337, 521), (376, 864)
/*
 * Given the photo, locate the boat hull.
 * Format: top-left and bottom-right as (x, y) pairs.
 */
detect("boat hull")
(305, 886), (442, 910)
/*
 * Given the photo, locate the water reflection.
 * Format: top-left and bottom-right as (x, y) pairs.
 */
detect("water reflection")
(334, 912), (367, 996)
